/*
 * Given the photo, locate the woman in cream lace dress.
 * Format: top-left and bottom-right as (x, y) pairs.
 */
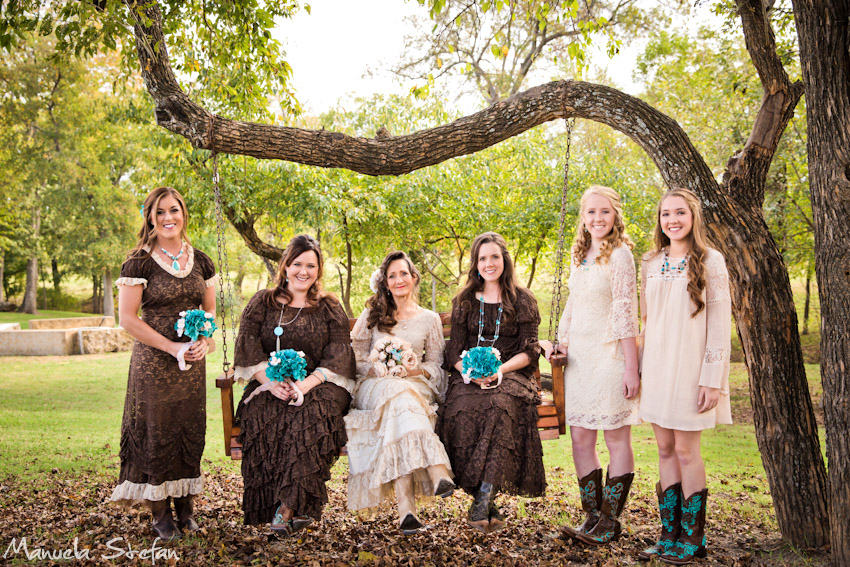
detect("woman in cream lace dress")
(541, 186), (640, 546)
(345, 251), (454, 534)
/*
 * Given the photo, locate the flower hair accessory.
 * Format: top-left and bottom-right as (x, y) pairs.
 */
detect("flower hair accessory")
(369, 268), (383, 293)
(369, 336), (418, 378)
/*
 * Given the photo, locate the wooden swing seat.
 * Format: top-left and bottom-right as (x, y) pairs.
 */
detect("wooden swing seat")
(215, 312), (567, 459)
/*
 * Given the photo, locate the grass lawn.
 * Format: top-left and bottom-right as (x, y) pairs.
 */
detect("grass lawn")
(0, 349), (829, 565)
(0, 309), (98, 329)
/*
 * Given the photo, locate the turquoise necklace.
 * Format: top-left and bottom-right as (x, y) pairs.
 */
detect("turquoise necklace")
(476, 294), (503, 347)
(661, 249), (689, 275)
(160, 243), (184, 271)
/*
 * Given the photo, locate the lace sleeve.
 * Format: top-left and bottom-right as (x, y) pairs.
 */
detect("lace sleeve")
(699, 250), (732, 390)
(556, 294), (573, 347)
(420, 311), (448, 401)
(315, 299), (357, 393)
(351, 308), (374, 378)
(444, 301), (470, 370)
(607, 247), (639, 342)
(233, 292), (270, 384)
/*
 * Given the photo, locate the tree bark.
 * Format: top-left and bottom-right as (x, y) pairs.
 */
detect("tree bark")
(51, 257), (61, 293)
(803, 272), (811, 335)
(0, 250), (5, 304)
(17, 256), (38, 314)
(793, 0), (850, 561)
(102, 268), (115, 318)
(128, 0), (829, 545)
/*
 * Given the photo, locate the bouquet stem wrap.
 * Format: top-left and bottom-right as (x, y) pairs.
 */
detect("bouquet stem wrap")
(173, 309), (217, 371)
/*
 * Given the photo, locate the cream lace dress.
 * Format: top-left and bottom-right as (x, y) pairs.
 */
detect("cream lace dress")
(345, 306), (452, 511)
(639, 248), (733, 430)
(557, 244), (641, 429)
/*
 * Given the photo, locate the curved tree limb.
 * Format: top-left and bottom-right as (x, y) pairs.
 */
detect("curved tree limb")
(128, 0), (828, 546)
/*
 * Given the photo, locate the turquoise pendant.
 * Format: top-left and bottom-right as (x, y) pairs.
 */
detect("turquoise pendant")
(274, 326), (283, 336)
(172, 260), (180, 271)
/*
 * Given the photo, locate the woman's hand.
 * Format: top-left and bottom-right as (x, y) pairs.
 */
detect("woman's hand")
(622, 366), (640, 399)
(184, 337), (210, 361)
(539, 340), (568, 361)
(697, 386), (720, 413)
(268, 381), (294, 402)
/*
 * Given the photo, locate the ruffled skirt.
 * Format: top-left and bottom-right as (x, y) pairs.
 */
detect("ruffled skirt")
(436, 370), (546, 497)
(236, 381), (350, 524)
(345, 375), (452, 511)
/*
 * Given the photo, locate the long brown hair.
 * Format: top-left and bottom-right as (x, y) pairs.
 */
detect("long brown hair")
(453, 232), (521, 323)
(129, 187), (191, 258)
(571, 185), (634, 266)
(265, 234), (326, 308)
(366, 251), (422, 332)
(650, 187), (709, 317)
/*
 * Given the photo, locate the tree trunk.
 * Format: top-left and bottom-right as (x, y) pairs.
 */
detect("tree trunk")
(803, 272), (811, 335)
(102, 268), (115, 318)
(92, 273), (102, 314)
(51, 257), (61, 293)
(17, 256), (38, 314)
(234, 268), (245, 298)
(0, 250), (5, 304)
(794, 0), (850, 561)
(340, 216), (354, 317)
(128, 0), (829, 544)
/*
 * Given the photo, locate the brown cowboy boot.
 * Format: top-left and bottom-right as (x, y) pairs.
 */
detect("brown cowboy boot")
(148, 498), (181, 542)
(576, 471), (634, 546)
(560, 468), (602, 541)
(638, 482), (682, 561)
(488, 493), (506, 533)
(660, 489), (708, 565)
(467, 482), (495, 534)
(173, 495), (200, 533)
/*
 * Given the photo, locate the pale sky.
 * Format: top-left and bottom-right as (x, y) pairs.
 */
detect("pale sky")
(274, 1), (719, 116)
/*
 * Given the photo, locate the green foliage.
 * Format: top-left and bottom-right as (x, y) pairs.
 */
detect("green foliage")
(0, 0), (303, 120)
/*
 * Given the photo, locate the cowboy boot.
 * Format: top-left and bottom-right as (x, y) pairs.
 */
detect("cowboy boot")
(660, 489), (708, 565)
(560, 468), (602, 541)
(488, 492), (507, 533)
(148, 498), (181, 542)
(638, 482), (682, 561)
(173, 495), (200, 533)
(467, 482), (494, 534)
(576, 471), (634, 546)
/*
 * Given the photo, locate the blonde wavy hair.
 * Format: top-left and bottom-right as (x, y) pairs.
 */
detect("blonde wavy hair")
(571, 185), (634, 266)
(649, 187), (710, 317)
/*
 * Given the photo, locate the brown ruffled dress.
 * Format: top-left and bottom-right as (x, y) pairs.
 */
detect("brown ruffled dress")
(111, 246), (218, 503)
(436, 288), (546, 497)
(234, 291), (356, 524)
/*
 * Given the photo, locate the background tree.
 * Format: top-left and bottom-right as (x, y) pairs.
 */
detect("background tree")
(792, 0), (850, 563)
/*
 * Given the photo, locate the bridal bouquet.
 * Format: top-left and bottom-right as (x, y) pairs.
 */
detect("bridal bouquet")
(369, 336), (418, 378)
(175, 309), (217, 341)
(172, 309), (217, 370)
(262, 349), (309, 406)
(461, 346), (502, 389)
(266, 349), (308, 383)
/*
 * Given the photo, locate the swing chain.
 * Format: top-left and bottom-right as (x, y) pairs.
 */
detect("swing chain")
(212, 152), (236, 374)
(548, 117), (575, 347)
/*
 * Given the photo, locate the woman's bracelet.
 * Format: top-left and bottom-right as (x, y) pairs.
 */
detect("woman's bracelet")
(313, 368), (328, 383)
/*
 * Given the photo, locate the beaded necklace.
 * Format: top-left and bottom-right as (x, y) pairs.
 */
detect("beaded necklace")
(476, 294), (503, 347)
(661, 249), (689, 275)
(273, 304), (303, 351)
(160, 243), (184, 271)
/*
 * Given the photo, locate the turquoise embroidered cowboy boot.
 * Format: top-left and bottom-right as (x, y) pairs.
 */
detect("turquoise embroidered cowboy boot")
(560, 468), (602, 540)
(660, 488), (708, 565)
(638, 482), (682, 561)
(576, 471), (634, 545)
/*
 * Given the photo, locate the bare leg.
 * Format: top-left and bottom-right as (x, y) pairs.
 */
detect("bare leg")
(652, 424), (681, 490)
(603, 425), (634, 478)
(672, 429), (705, 498)
(395, 474), (416, 523)
(571, 426), (601, 478)
(427, 464), (451, 486)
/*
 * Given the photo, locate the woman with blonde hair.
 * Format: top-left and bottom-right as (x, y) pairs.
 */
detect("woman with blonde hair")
(111, 186), (218, 541)
(345, 251), (454, 535)
(541, 185), (641, 546)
